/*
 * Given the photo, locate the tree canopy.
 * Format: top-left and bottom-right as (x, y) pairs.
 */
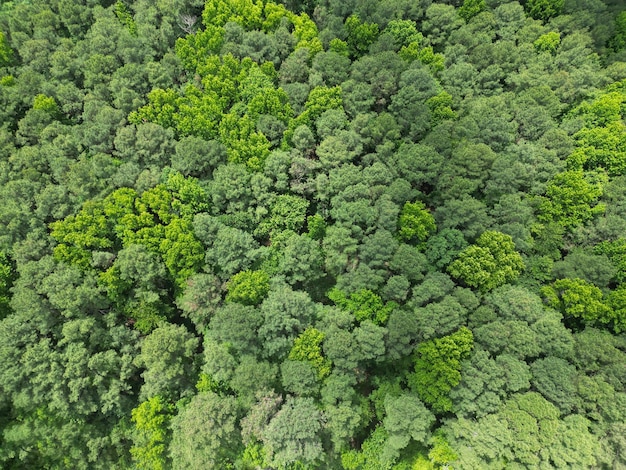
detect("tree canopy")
(0, 0), (625, 468)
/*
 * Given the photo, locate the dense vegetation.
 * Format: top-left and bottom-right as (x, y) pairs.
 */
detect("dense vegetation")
(1, 0), (626, 468)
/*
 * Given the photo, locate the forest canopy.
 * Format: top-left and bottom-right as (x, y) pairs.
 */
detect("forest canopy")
(1, 0), (626, 468)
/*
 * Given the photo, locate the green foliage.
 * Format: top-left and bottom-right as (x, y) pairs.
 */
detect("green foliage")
(169, 391), (242, 469)
(383, 394), (435, 460)
(565, 89), (626, 176)
(0, 32), (13, 67)
(458, 0), (486, 22)
(32, 94), (59, 116)
(328, 288), (396, 325)
(426, 91), (457, 125)
(344, 15), (380, 58)
(160, 217), (206, 289)
(397, 201), (436, 244)
(409, 327), (474, 413)
(202, 0), (263, 30)
(425, 229), (467, 270)
(542, 278), (625, 331)
(428, 431), (457, 468)
(2, 0), (626, 468)
(448, 231), (525, 292)
(444, 392), (599, 468)
(417, 47), (445, 72)
(398, 42), (421, 62)
(258, 194), (309, 237)
(50, 200), (116, 268)
(608, 11), (626, 52)
(114, 1), (137, 36)
(0, 74), (15, 86)
(287, 10), (323, 54)
(288, 327), (331, 380)
(594, 238), (626, 283)
(385, 20), (423, 48)
(136, 323), (199, 401)
(569, 122), (626, 175)
(263, 397), (324, 468)
(342, 426), (394, 470)
(130, 396), (174, 470)
(241, 442), (266, 468)
(51, 173), (208, 296)
(131, 53), (292, 169)
(532, 32), (560, 56)
(0, 252), (16, 318)
(329, 38), (349, 56)
(259, 285), (318, 359)
(307, 214), (326, 240)
(285, 85), (344, 143)
(226, 269), (271, 305)
(525, 0), (564, 21)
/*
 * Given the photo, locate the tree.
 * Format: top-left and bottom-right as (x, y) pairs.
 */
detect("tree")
(0, 32), (14, 67)
(321, 314), (386, 373)
(230, 355), (278, 406)
(608, 11), (626, 52)
(344, 15), (380, 58)
(176, 273), (223, 331)
(312, 51), (351, 87)
(1, 0), (625, 467)
(136, 323), (199, 401)
(0, 252), (16, 319)
(434, 196), (493, 240)
(535, 31), (561, 54)
(288, 327), (332, 380)
(450, 350), (531, 419)
(204, 224), (261, 280)
(341, 426), (395, 470)
(425, 229), (468, 270)
(130, 396), (174, 470)
(397, 200), (436, 244)
(207, 302), (264, 358)
(458, 0), (486, 22)
(542, 278), (617, 331)
(172, 136), (226, 178)
(276, 233), (325, 287)
(382, 393), (435, 460)
(258, 285), (319, 359)
(384, 307), (420, 360)
(472, 287), (574, 361)
(551, 248), (616, 288)
(412, 294), (471, 342)
(409, 327), (474, 413)
(225, 269), (271, 306)
(328, 288), (396, 325)
(444, 392), (599, 468)
(448, 231), (525, 292)
(530, 356), (578, 414)
(281, 359), (320, 397)
(263, 397), (325, 468)
(525, 0), (564, 21)
(100, 244), (173, 334)
(169, 392), (242, 470)
(256, 194), (309, 238)
(385, 19), (423, 49)
(539, 170), (606, 230)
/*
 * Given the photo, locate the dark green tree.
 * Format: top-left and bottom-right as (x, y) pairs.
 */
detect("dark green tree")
(169, 392), (242, 470)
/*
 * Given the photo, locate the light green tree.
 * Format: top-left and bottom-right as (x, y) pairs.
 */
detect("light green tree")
(448, 231), (525, 292)
(130, 396), (174, 470)
(226, 269), (271, 306)
(409, 327), (474, 413)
